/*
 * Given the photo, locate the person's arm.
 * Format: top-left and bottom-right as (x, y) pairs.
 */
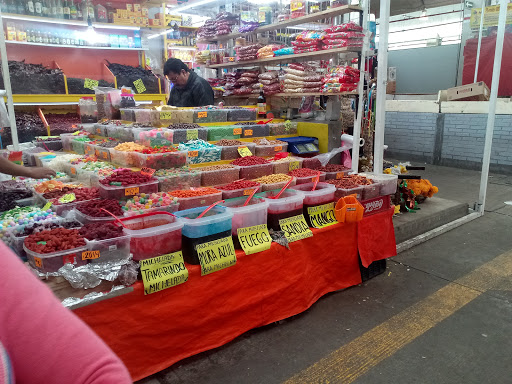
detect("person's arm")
(0, 156), (55, 179)
(194, 80), (214, 107)
(0, 243), (132, 384)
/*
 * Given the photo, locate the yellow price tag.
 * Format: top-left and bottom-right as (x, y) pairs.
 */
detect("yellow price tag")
(72, 131), (81, 136)
(125, 187), (139, 196)
(233, 128), (242, 135)
(244, 129), (253, 136)
(186, 129), (198, 140)
(58, 193), (76, 204)
(336, 172), (344, 179)
(238, 146), (252, 157)
(289, 161), (300, 171)
(160, 111), (173, 120)
(237, 224), (272, 255)
(196, 236), (237, 276)
(84, 78), (99, 90)
(42, 202), (52, 211)
(34, 256), (43, 268)
(197, 111), (207, 118)
(279, 214), (313, 243)
(307, 203), (337, 229)
(82, 250), (101, 260)
(140, 251), (189, 295)
(188, 150), (198, 157)
(140, 167), (155, 177)
(274, 146), (283, 152)
(133, 78), (147, 94)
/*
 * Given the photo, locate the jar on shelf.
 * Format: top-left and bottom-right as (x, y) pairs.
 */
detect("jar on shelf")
(79, 97), (98, 124)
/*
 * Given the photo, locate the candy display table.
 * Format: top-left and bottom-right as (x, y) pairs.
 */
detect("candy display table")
(73, 209), (395, 381)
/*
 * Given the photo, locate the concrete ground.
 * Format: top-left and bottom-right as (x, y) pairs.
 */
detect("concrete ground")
(137, 162), (512, 384)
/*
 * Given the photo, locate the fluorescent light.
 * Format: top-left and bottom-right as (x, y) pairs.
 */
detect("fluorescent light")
(3, 14), (86, 26)
(170, 0), (217, 13)
(148, 30), (169, 39)
(92, 23), (139, 31)
(169, 46), (196, 50)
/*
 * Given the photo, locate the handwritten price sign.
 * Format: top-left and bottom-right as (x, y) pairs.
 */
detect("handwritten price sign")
(34, 257), (43, 268)
(188, 150), (199, 157)
(133, 78), (146, 94)
(160, 111), (173, 120)
(84, 78), (99, 90)
(233, 128), (242, 135)
(244, 129), (253, 136)
(82, 250), (100, 260)
(140, 167), (156, 177)
(197, 111), (207, 118)
(125, 187), (140, 196)
(279, 214), (313, 243)
(238, 146), (252, 157)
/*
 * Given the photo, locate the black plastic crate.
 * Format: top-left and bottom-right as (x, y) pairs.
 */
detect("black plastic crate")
(359, 257), (386, 282)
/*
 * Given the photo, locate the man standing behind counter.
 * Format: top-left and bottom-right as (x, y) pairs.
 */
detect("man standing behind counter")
(164, 58), (214, 107)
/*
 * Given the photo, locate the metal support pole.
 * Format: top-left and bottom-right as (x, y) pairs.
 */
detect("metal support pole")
(351, 0), (368, 173)
(478, 0), (507, 214)
(373, 0), (390, 174)
(0, 8), (18, 150)
(474, 0), (486, 82)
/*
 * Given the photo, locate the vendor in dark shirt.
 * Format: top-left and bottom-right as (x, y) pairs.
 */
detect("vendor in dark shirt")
(164, 58), (214, 107)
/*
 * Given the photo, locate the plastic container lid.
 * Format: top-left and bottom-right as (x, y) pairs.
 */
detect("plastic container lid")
(120, 212), (184, 238)
(175, 206), (233, 239)
(256, 189), (305, 213)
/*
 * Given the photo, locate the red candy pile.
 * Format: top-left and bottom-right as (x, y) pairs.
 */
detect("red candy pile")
(316, 164), (349, 172)
(217, 180), (260, 191)
(100, 169), (154, 186)
(43, 186), (76, 199)
(137, 146), (179, 154)
(52, 188), (100, 205)
(289, 168), (322, 177)
(77, 199), (124, 217)
(231, 156), (269, 166)
(325, 179), (359, 189)
(25, 228), (85, 254)
(79, 223), (124, 241)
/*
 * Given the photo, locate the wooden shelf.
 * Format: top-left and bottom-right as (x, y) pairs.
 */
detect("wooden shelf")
(197, 4), (362, 43)
(206, 46), (361, 69)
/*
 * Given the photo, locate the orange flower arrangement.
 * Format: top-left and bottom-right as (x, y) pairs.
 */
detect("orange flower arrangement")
(407, 179), (439, 198)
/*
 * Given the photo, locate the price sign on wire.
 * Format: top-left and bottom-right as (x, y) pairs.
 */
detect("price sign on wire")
(82, 250), (100, 260)
(279, 214), (313, 243)
(233, 127), (242, 135)
(133, 78), (146, 94)
(58, 193), (76, 204)
(160, 111), (172, 120)
(244, 129), (253, 136)
(188, 150), (199, 158)
(237, 224), (272, 255)
(125, 187), (140, 196)
(140, 251), (189, 295)
(196, 236), (237, 276)
(186, 129), (199, 140)
(238, 146), (252, 157)
(289, 161), (300, 172)
(197, 111), (207, 118)
(307, 203), (337, 229)
(84, 78), (99, 90)
(140, 167), (156, 177)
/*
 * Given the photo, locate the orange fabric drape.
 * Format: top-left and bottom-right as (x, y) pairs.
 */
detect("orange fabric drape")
(358, 208), (397, 267)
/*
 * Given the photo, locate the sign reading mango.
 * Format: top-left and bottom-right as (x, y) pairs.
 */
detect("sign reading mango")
(307, 202), (337, 229)
(196, 236), (236, 276)
(140, 251), (188, 295)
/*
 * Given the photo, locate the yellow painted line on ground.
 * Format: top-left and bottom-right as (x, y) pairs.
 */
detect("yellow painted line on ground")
(283, 250), (512, 384)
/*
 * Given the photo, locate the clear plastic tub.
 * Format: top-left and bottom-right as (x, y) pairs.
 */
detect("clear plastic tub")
(324, 170), (348, 180)
(207, 126), (242, 142)
(93, 124), (108, 137)
(120, 108), (136, 122)
(106, 125), (134, 142)
(34, 139), (63, 152)
(123, 203), (180, 217)
(50, 197), (101, 217)
(80, 123), (97, 134)
(98, 179), (159, 200)
(120, 212), (184, 261)
(157, 172), (202, 192)
(61, 133), (88, 152)
(256, 189), (305, 230)
(175, 206), (233, 265)
(171, 128), (208, 144)
(71, 139), (92, 154)
(134, 109), (154, 125)
(360, 183), (382, 200)
(83, 142), (96, 156)
(218, 184), (262, 199)
(272, 157), (303, 175)
(24, 243), (88, 273)
(173, 190), (222, 211)
(254, 143), (289, 157)
(175, 110), (194, 123)
(241, 124), (270, 138)
(133, 128), (173, 147)
(238, 163), (273, 179)
(226, 108), (257, 122)
(92, 145), (112, 162)
(219, 143), (256, 160)
(85, 233), (131, 263)
(221, 196), (268, 248)
(185, 147), (222, 165)
(359, 173), (398, 195)
(291, 182), (336, 226)
(259, 177), (296, 192)
(200, 166), (240, 186)
(74, 208), (116, 225)
(294, 171), (327, 185)
(133, 151), (187, 170)
(109, 148), (138, 167)
(333, 186), (364, 201)
(193, 109), (228, 123)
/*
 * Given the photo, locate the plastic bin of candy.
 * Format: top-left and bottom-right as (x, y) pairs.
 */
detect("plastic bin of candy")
(120, 212), (184, 261)
(193, 109), (228, 123)
(134, 109), (154, 125)
(108, 148), (138, 167)
(185, 147), (222, 165)
(92, 124), (108, 137)
(199, 166), (240, 186)
(219, 142), (256, 160)
(360, 183), (381, 200)
(324, 170), (348, 180)
(220, 197), (268, 248)
(256, 189), (305, 231)
(175, 206), (233, 265)
(79, 123), (96, 134)
(73, 208), (117, 225)
(83, 142), (96, 156)
(302, 157), (322, 170)
(294, 171), (327, 185)
(217, 183), (262, 199)
(120, 108), (136, 122)
(173, 190), (222, 211)
(123, 203), (180, 217)
(333, 186), (364, 201)
(272, 157), (303, 174)
(269, 122), (298, 136)
(24, 243), (88, 273)
(226, 108), (257, 122)
(174, 110), (194, 123)
(133, 128), (173, 147)
(61, 133), (88, 152)
(133, 151), (187, 170)
(106, 125), (133, 142)
(238, 163), (273, 179)
(34, 138), (63, 151)
(92, 145), (111, 162)
(207, 126), (242, 142)
(171, 128), (208, 144)
(359, 173), (398, 196)
(156, 171), (202, 192)
(241, 124), (270, 138)
(254, 143), (288, 157)
(259, 177), (296, 192)
(98, 179), (159, 200)
(291, 182), (336, 206)
(50, 196), (102, 217)
(85, 232), (131, 263)
(71, 138), (92, 154)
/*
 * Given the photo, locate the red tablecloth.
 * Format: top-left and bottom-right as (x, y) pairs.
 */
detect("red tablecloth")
(74, 211), (395, 381)
(358, 208), (397, 267)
